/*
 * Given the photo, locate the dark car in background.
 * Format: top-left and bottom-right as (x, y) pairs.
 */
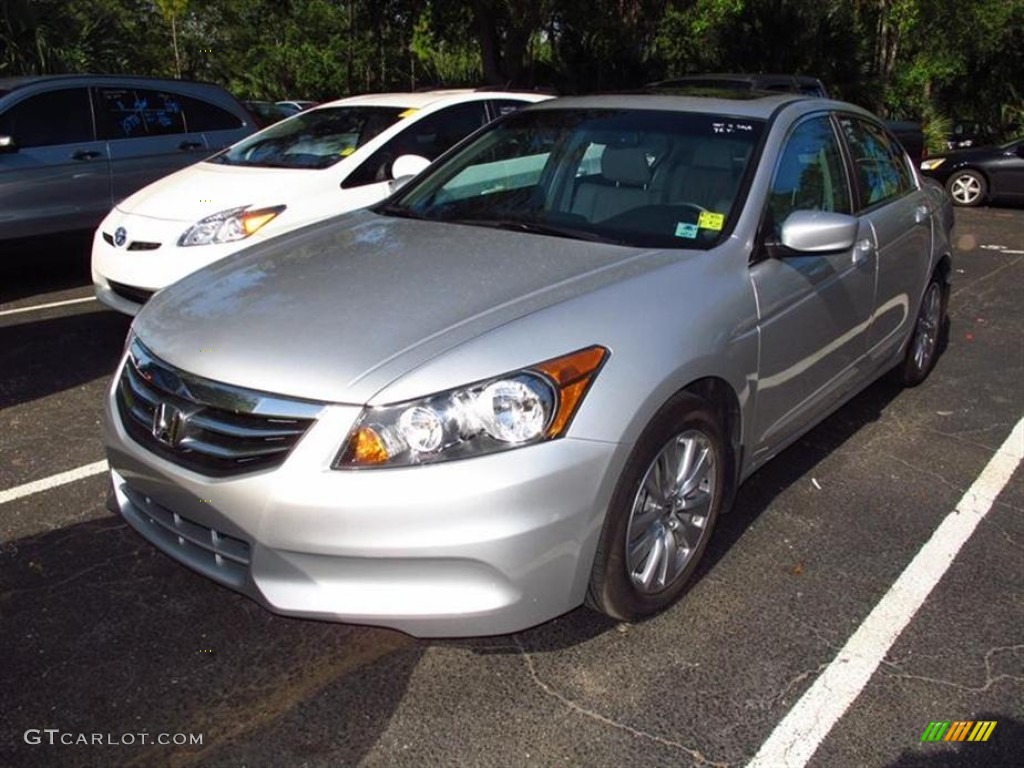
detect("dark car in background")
(920, 137), (1024, 206)
(0, 74), (255, 243)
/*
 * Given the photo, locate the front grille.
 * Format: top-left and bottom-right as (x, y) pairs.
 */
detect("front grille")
(100, 231), (160, 250)
(120, 484), (250, 588)
(116, 338), (322, 477)
(108, 280), (155, 306)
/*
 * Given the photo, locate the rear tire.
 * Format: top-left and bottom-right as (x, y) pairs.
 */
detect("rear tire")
(893, 275), (946, 387)
(587, 393), (725, 621)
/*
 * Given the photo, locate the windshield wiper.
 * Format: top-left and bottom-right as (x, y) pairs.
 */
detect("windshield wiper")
(446, 217), (624, 245)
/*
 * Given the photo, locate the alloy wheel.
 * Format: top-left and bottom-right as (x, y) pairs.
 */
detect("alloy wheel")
(625, 430), (717, 594)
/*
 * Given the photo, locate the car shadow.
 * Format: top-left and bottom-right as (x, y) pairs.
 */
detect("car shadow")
(0, 515), (424, 766)
(0, 309), (132, 409)
(0, 231), (95, 305)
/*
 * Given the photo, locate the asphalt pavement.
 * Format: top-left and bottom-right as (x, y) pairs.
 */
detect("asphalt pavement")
(0, 208), (1021, 767)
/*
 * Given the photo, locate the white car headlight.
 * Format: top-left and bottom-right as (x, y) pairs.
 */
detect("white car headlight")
(920, 158), (946, 171)
(178, 205), (285, 247)
(335, 346), (609, 468)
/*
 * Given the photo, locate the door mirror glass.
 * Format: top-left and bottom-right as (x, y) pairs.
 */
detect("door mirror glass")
(0, 135), (16, 153)
(774, 210), (858, 255)
(391, 154), (430, 179)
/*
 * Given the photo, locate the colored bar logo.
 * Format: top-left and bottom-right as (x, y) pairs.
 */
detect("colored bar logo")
(921, 721), (997, 742)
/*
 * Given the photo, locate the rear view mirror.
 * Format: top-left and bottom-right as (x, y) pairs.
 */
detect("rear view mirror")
(771, 210), (858, 255)
(391, 154), (430, 179)
(0, 135), (17, 154)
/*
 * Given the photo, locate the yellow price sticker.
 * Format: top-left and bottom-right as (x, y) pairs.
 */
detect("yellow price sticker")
(338, 146), (355, 156)
(697, 211), (725, 231)
(398, 108), (419, 119)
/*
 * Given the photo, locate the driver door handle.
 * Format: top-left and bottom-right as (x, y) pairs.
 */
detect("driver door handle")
(70, 149), (102, 161)
(178, 140), (204, 151)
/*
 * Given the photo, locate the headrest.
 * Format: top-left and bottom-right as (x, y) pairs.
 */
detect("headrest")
(692, 141), (737, 170)
(601, 147), (651, 186)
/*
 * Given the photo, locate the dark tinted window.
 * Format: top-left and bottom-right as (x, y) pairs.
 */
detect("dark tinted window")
(0, 88), (93, 147)
(838, 116), (913, 208)
(180, 95), (243, 132)
(768, 116), (851, 235)
(344, 102), (489, 188)
(96, 88), (186, 139)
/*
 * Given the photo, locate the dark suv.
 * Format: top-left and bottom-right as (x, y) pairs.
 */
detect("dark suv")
(0, 74), (255, 242)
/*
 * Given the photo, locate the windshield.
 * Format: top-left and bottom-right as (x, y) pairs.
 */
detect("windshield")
(382, 108), (764, 248)
(210, 106), (407, 169)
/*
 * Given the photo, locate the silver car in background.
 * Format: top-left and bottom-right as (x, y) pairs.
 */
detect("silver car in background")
(102, 93), (953, 637)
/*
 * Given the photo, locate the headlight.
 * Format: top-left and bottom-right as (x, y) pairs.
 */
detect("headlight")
(920, 158), (946, 171)
(335, 345), (609, 468)
(177, 205), (285, 247)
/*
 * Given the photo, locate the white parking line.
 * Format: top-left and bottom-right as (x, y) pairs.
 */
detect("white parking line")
(747, 416), (1024, 768)
(0, 296), (96, 317)
(0, 460), (109, 505)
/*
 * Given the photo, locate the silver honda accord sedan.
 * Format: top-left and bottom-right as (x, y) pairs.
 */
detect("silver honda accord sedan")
(102, 92), (953, 637)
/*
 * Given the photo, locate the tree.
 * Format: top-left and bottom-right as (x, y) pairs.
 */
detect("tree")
(155, 0), (189, 78)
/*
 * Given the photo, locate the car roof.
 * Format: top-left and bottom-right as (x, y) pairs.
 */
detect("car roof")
(527, 91), (821, 119)
(316, 89), (550, 110)
(0, 73), (230, 93)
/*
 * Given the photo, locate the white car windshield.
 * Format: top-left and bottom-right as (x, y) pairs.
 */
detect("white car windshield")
(210, 106), (407, 169)
(382, 108), (765, 248)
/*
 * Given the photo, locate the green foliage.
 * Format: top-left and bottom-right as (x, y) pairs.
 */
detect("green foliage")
(1, 0), (1022, 138)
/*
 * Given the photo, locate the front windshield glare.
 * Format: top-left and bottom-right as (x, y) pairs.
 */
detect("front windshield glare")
(385, 108), (764, 248)
(211, 106), (406, 169)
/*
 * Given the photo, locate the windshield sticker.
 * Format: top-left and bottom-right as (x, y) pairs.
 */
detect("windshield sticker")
(399, 108), (419, 119)
(711, 122), (755, 135)
(697, 211), (725, 231)
(339, 146), (356, 156)
(675, 222), (699, 239)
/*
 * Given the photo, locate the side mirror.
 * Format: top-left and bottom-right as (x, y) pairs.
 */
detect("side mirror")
(391, 154), (430, 179)
(0, 135), (17, 154)
(768, 210), (858, 256)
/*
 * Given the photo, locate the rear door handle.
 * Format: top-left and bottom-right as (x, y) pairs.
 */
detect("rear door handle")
(178, 141), (204, 151)
(71, 150), (102, 160)
(914, 205), (930, 225)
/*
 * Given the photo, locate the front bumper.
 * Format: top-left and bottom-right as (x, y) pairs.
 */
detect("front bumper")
(101, 360), (624, 637)
(90, 211), (255, 316)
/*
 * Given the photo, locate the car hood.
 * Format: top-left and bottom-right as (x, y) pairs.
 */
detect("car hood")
(117, 161), (329, 222)
(132, 210), (660, 404)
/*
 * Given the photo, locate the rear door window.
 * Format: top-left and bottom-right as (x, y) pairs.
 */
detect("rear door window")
(95, 88), (187, 140)
(179, 96), (244, 132)
(0, 88), (94, 147)
(837, 116), (914, 209)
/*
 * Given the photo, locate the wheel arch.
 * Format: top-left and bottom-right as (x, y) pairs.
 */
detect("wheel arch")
(677, 376), (743, 513)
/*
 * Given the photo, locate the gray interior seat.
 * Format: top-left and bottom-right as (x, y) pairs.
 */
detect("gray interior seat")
(669, 141), (741, 211)
(571, 147), (652, 222)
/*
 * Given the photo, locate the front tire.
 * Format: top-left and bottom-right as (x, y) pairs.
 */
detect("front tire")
(587, 393), (725, 621)
(946, 170), (987, 207)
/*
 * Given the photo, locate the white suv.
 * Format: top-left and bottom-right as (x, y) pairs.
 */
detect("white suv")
(92, 89), (550, 314)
